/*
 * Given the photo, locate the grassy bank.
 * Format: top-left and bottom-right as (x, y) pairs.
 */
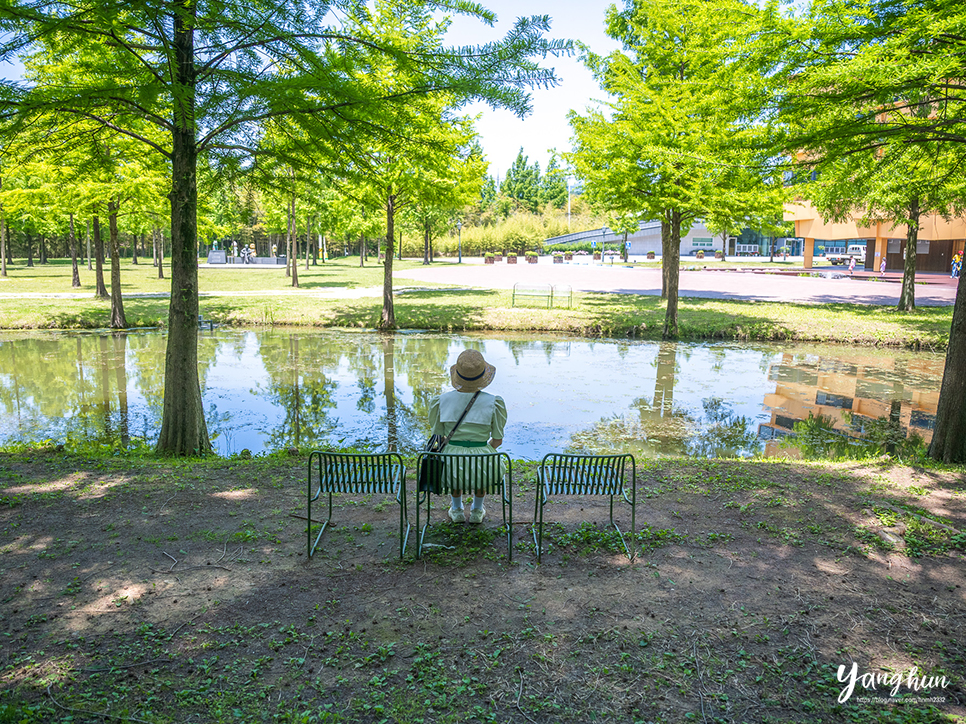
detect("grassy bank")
(0, 258), (952, 349)
(1, 447), (963, 723)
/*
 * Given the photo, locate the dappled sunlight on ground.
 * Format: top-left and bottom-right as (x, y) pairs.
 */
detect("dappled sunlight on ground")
(210, 489), (258, 500)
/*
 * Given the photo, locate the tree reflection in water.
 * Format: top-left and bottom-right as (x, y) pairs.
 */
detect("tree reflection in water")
(0, 332), (946, 458)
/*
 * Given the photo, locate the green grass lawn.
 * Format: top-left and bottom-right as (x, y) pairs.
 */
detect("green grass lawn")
(0, 256), (953, 348)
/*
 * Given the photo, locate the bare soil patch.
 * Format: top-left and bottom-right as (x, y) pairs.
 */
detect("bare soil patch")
(1, 451), (964, 723)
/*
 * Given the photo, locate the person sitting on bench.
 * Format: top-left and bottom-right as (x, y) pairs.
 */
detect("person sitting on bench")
(428, 349), (507, 524)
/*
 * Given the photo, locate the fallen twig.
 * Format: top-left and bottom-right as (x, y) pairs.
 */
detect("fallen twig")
(48, 684), (152, 723)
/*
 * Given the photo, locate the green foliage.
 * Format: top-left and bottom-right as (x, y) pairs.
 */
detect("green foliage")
(568, 0), (784, 337)
(500, 148), (543, 214)
(786, 412), (927, 462)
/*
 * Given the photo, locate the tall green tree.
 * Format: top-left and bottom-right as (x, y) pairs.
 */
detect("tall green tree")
(540, 155), (569, 210)
(802, 143), (966, 310)
(0, 0), (568, 455)
(501, 148), (542, 213)
(569, 0), (775, 338)
(764, 0), (966, 461)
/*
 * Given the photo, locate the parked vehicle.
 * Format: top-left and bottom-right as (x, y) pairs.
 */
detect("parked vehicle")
(826, 244), (867, 265)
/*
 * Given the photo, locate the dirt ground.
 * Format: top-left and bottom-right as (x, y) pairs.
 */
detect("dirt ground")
(1, 450), (964, 723)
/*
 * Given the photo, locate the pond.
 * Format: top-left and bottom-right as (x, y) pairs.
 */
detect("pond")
(0, 329), (944, 459)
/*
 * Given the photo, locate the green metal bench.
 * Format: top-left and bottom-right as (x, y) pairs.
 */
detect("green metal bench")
(552, 284), (573, 309)
(307, 452), (409, 559)
(512, 283), (552, 309)
(533, 453), (636, 562)
(415, 451), (513, 561)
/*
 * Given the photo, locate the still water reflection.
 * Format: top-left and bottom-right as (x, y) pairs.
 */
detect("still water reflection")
(0, 330), (944, 459)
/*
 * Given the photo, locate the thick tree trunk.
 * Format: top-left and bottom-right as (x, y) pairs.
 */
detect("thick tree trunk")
(156, 2), (212, 456)
(92, 216), (109, 299)
(929, 272), (966, 462)
(661, 210), (682, 340)
(25, 230), (34, 267)
(423, 224), (431, 264)
(381, 192), (396, 329)
(69, 213), (81, 288)
(108, 202), (127, 329)
(39, 234), (47, 264)
(897, 195), (920, 312)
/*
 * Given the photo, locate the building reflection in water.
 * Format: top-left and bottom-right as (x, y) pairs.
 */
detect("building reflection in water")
(758, 351), (942, 455)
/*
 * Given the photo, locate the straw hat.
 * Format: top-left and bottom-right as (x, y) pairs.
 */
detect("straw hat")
(450, 349), (496, 392)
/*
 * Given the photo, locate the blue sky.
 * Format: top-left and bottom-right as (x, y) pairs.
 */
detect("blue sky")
(446, 0), (620, 179)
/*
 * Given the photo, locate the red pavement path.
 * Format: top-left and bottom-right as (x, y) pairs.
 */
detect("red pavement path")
(394, 259), (960, 307)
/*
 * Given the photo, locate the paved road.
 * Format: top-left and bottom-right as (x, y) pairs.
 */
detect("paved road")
(1, 259), (958, 306)
(394, 259), (961, 307)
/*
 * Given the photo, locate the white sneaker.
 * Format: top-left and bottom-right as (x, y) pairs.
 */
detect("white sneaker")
(448, 507), (464, 523)
(468, 506), (486, 524)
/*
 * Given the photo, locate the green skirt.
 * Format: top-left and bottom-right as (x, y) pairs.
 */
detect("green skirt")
(438, 442), (507, 493)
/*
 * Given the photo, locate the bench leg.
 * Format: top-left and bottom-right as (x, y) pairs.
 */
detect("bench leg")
(533, 487), (545, 563)
(308, 490), (334, 558)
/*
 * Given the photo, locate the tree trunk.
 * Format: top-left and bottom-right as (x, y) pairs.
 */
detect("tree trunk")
(897, 195), (920, 312)
(283, 229), (290, 277)
(25, 230), (34, 267)
(69, 213), (81, 288)
(108, 201), (127, 329)
(359, 233), (365, 267)
(86, 220), (92, 271)
(381, 191), (396, 329)
(0, 177), (6, 278)
(132, 232), (139, 265)
(39, 234), (47, 264)
(929, 271), (966, 462)
(661, 210), (682, 340)
(155, 227), (165, 279)
(92, 215), (109, 299)
(156, 1), (212, 456)
(289, 195), (299, 288)
(423, 223), (431, 264)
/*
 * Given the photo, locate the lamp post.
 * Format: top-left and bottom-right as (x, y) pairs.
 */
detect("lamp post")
(457, 220), (463, 264)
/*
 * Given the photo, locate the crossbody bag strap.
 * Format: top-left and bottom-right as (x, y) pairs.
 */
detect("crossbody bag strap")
(441, 391), (482, 446)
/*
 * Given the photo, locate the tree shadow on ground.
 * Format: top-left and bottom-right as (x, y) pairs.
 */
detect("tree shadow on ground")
(1, 452), (963, 722)
(579, 293), (951, 343)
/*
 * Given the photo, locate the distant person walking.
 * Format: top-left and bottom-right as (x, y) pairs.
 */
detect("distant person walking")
(880, 257), (886, 276)
(848, 256), (856, 276)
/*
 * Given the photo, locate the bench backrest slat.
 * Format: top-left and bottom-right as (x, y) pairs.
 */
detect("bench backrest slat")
(315, 453), (404, 495)
(540, 453), (630, 495)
